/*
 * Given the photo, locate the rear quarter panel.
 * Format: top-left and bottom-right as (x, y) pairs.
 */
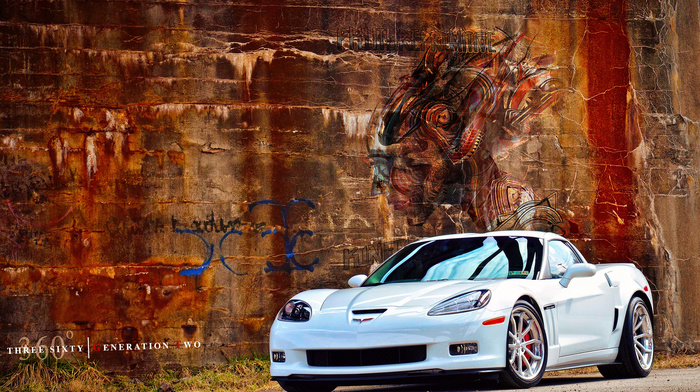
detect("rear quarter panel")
(595, 263), (653, 350)
(596, 263), (653, 312)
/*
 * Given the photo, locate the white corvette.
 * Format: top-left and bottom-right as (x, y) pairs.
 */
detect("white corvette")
(269, 231), (654, 391)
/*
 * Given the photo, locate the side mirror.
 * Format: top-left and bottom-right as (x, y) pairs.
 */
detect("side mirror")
(348, 274), (367, 288)
(560, 263), (597, 288)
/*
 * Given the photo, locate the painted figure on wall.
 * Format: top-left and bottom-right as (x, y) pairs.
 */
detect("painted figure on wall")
(368, 29), (564, 232)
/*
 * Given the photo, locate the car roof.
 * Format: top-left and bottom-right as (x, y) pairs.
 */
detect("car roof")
(412, 230), (566, 243)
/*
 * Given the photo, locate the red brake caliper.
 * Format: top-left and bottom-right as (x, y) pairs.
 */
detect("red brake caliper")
(523, 330), (532, 368)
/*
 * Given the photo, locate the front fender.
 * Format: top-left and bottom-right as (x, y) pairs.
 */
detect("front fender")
(484, 280), (542, 314)
(283, 289), (339, 314)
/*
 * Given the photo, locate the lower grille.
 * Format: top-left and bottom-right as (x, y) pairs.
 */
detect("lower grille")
(307, 345), (427, 367)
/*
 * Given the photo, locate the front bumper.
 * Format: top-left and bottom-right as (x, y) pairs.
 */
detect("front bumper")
(270, 306), (509, 381)
(271, 368), (501, 386)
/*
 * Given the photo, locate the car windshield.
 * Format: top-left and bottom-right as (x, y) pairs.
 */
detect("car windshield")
(363, 236), (543, 286)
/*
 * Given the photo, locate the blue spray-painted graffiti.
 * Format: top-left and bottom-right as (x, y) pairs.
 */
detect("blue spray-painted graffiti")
(176, 227), (246, 276)
(249, 198), (320, 274)
(176, 199), (318, 276)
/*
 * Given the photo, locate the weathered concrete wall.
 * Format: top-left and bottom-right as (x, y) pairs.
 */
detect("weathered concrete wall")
(627, 0), (700, 351)
(0, 0), (698, 372)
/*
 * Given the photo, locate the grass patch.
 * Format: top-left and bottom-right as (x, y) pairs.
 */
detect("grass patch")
(175, 356), (273, 392)
(2, 353), (699, 391)
(0, 356), (274, 392)
(655, 352), (700, 368)
(0, 357), (109, 392)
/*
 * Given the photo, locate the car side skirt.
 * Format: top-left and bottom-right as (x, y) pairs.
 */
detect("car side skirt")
(546, 348), (619, 371)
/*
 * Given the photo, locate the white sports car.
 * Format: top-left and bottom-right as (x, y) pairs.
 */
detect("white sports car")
(269, 231), (654, 391)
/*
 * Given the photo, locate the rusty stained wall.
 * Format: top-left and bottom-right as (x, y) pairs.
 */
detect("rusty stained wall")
(0, 0), (698, 372)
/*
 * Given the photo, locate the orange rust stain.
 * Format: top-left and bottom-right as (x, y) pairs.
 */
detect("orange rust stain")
(44, 265), (216, 329)
(268, 109), (294, 311)
(585, 1), (639, 263)
(240, 316), (266, 333)
(153, 149), (166, 169)
(167, 150), (186, 165)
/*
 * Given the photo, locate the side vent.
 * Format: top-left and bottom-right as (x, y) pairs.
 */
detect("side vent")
(543, 304), (558, 345)
(352, 309), (387, 315)
(613, 308), (619, 332)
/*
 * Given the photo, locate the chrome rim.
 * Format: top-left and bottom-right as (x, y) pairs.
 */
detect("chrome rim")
(507, 306), (545, 381)
(632, 301), (654, 370)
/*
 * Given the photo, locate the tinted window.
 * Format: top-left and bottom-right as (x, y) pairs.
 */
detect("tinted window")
(362, 236), (543, 286)
(548, 240), (581, 278)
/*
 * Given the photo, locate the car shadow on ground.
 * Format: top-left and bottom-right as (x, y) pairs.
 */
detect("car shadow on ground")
(335, 373), (606, 391)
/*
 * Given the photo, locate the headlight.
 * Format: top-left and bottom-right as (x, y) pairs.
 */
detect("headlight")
(428, 290), (491, 316)
(278, 300), (312, 322)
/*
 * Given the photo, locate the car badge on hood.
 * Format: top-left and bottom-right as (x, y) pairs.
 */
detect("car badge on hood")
(352, 317), (375, 324)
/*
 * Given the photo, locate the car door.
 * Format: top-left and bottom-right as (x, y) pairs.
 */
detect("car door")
(546, 240), (615, 357)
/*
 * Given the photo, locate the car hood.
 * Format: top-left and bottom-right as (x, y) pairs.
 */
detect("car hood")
(319, 280), (501, 313)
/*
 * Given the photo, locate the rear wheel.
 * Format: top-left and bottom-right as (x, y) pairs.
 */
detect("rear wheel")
(598, 296), (653, 379)
(500, 300), (548, 388)
(277, 381), (336, 392)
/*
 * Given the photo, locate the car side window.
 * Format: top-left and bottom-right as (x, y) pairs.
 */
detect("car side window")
(548, 241), (581, 279)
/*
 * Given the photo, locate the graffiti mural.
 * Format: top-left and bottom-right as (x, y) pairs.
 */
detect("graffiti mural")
(342, 238), (409, 271)
(249, 199), (320, 274)
(176, 227), (246, 277)
(368, 29), (564, 232)
(175, 199), (320, 276)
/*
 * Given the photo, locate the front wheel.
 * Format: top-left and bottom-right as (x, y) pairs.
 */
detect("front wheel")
(598, 296), (653, 379)
(500, 300), (548, 388)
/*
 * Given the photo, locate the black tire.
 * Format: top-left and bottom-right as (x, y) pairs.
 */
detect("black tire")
(277, 381), (336, 392)
(598, 296), (653, 379)
(500, 300), (548, 389)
